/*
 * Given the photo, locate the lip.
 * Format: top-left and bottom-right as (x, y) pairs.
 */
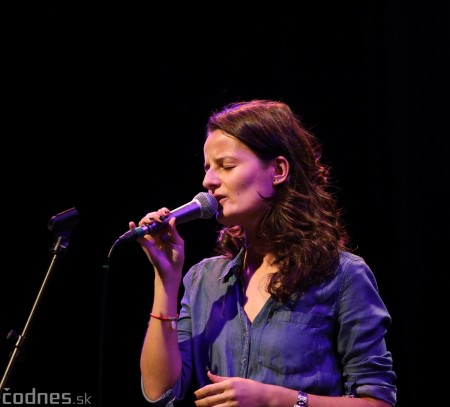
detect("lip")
(214, 195), (226, 206)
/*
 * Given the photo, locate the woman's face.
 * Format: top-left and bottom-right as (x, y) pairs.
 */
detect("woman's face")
(203, 130), (276, 231)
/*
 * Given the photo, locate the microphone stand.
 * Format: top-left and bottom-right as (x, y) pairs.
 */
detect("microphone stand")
(0, 208), (79, 394)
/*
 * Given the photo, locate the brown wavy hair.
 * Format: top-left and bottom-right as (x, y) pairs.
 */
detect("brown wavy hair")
(207, 99), (350, 303)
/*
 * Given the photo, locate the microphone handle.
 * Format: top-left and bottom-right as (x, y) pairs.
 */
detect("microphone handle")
(118, 200), (202, 242)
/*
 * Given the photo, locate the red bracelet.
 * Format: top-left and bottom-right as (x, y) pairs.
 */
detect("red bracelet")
(150, 313), (179, 330)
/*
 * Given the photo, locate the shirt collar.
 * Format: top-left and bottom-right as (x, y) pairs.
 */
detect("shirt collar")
(218, 248), (246, 280)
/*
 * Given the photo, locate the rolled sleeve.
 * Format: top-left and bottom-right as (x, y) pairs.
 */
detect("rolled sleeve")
(337, 254), (397, 405)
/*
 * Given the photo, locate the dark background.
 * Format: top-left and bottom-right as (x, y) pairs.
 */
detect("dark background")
(1, 2), (447, 406)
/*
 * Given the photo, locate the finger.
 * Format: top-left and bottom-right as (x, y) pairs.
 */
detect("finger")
(139, 212), (158, 227)
(164, 217), (184, 244)
(140, 208), (170, 227)
(194, 383), (219, 400)
(207, 371), (226, 383)
(194, 372), (227, 400)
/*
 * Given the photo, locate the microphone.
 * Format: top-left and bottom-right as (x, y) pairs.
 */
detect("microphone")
(117, 192), (218, 242)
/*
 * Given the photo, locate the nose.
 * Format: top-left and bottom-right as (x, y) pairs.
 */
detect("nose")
(203, 169), (220, 191)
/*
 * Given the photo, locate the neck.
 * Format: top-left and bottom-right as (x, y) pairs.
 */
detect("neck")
(243, 248), (275, 274)
(242, 249), (276, 293)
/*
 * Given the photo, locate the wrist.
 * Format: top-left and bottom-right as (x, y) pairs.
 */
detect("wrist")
(149, 313), (179, 330)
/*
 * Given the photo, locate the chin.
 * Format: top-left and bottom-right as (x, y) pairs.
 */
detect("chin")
(216, 211), (236, 227)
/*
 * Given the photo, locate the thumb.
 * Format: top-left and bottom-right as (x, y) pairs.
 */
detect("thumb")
(207, 371), (226, 383)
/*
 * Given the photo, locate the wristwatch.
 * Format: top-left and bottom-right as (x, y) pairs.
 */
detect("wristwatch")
(294, 390), (309, 406)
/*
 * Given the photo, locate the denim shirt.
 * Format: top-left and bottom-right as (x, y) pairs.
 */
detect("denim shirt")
(143, 249), (397, 406)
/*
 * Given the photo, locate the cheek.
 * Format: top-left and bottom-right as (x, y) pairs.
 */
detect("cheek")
(235, 172), (273, 200)
(256, 172), (275, 196)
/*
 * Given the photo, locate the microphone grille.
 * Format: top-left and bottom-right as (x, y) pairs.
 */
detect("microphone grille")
(193, 192), (218, 219)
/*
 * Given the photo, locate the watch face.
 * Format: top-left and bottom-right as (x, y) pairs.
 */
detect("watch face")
(295, 391), (308, 406)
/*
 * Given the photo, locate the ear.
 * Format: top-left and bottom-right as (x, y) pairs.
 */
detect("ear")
(272, 156), (289, 185)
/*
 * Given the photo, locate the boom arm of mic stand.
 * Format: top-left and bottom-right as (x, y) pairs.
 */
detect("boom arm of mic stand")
(0, 209), (78, 394)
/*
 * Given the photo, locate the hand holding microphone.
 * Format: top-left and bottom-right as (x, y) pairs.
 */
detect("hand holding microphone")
(118, 192), (218, 242)
(106, 192), (217, 268)
(120, 192), (218, 277)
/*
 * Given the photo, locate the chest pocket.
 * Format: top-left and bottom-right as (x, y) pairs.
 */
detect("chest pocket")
(256, 311), (326, 375)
